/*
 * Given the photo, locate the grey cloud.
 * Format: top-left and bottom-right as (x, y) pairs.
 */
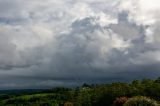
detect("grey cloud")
(0, 0), (160, 89)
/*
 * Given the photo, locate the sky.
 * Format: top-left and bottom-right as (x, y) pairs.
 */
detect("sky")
(0, 0), (160, 89)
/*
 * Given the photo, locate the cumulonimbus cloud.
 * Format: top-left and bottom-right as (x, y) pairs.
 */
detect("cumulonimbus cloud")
(0, 0), (160, 89)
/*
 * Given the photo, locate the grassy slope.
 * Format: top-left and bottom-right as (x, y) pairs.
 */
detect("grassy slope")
(0, 92), (71, 106)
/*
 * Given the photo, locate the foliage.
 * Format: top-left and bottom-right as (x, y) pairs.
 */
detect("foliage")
(113, 97), (128, 106)
(64, 102), (74, 106)
(0, 77), (160, 106)
(123, 96), (160, 106)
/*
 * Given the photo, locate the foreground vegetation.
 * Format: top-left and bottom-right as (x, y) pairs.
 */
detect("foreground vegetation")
(1, 77), (160, 106)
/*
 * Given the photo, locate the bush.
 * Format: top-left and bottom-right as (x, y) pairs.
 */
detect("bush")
(113, 97), (128, 106)
(123, 96), (160, 106)
(64, 102), (74, 106)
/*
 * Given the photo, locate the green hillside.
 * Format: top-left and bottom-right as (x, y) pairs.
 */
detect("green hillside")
(1, 77), (160, 106)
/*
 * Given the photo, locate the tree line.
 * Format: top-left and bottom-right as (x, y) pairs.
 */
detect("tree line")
(1, 77), (160, 106)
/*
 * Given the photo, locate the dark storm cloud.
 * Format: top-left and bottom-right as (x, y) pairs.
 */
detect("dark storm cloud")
(0, 0), (160, 89)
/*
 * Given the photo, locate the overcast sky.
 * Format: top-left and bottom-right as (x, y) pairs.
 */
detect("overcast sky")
(0, 0), (160, 89)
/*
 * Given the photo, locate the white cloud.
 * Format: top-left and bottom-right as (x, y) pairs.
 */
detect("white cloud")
(0, 0), (160, 88)
(119, 0), (160, 25)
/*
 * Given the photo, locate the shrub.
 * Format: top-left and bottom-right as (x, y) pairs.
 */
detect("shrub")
(123, 96), (160, 106)
(113, 97), (128, 106)
(64, 102), (74, 106)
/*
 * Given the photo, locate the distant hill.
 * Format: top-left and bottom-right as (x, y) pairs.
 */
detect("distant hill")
(0, 77), (160, 106)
